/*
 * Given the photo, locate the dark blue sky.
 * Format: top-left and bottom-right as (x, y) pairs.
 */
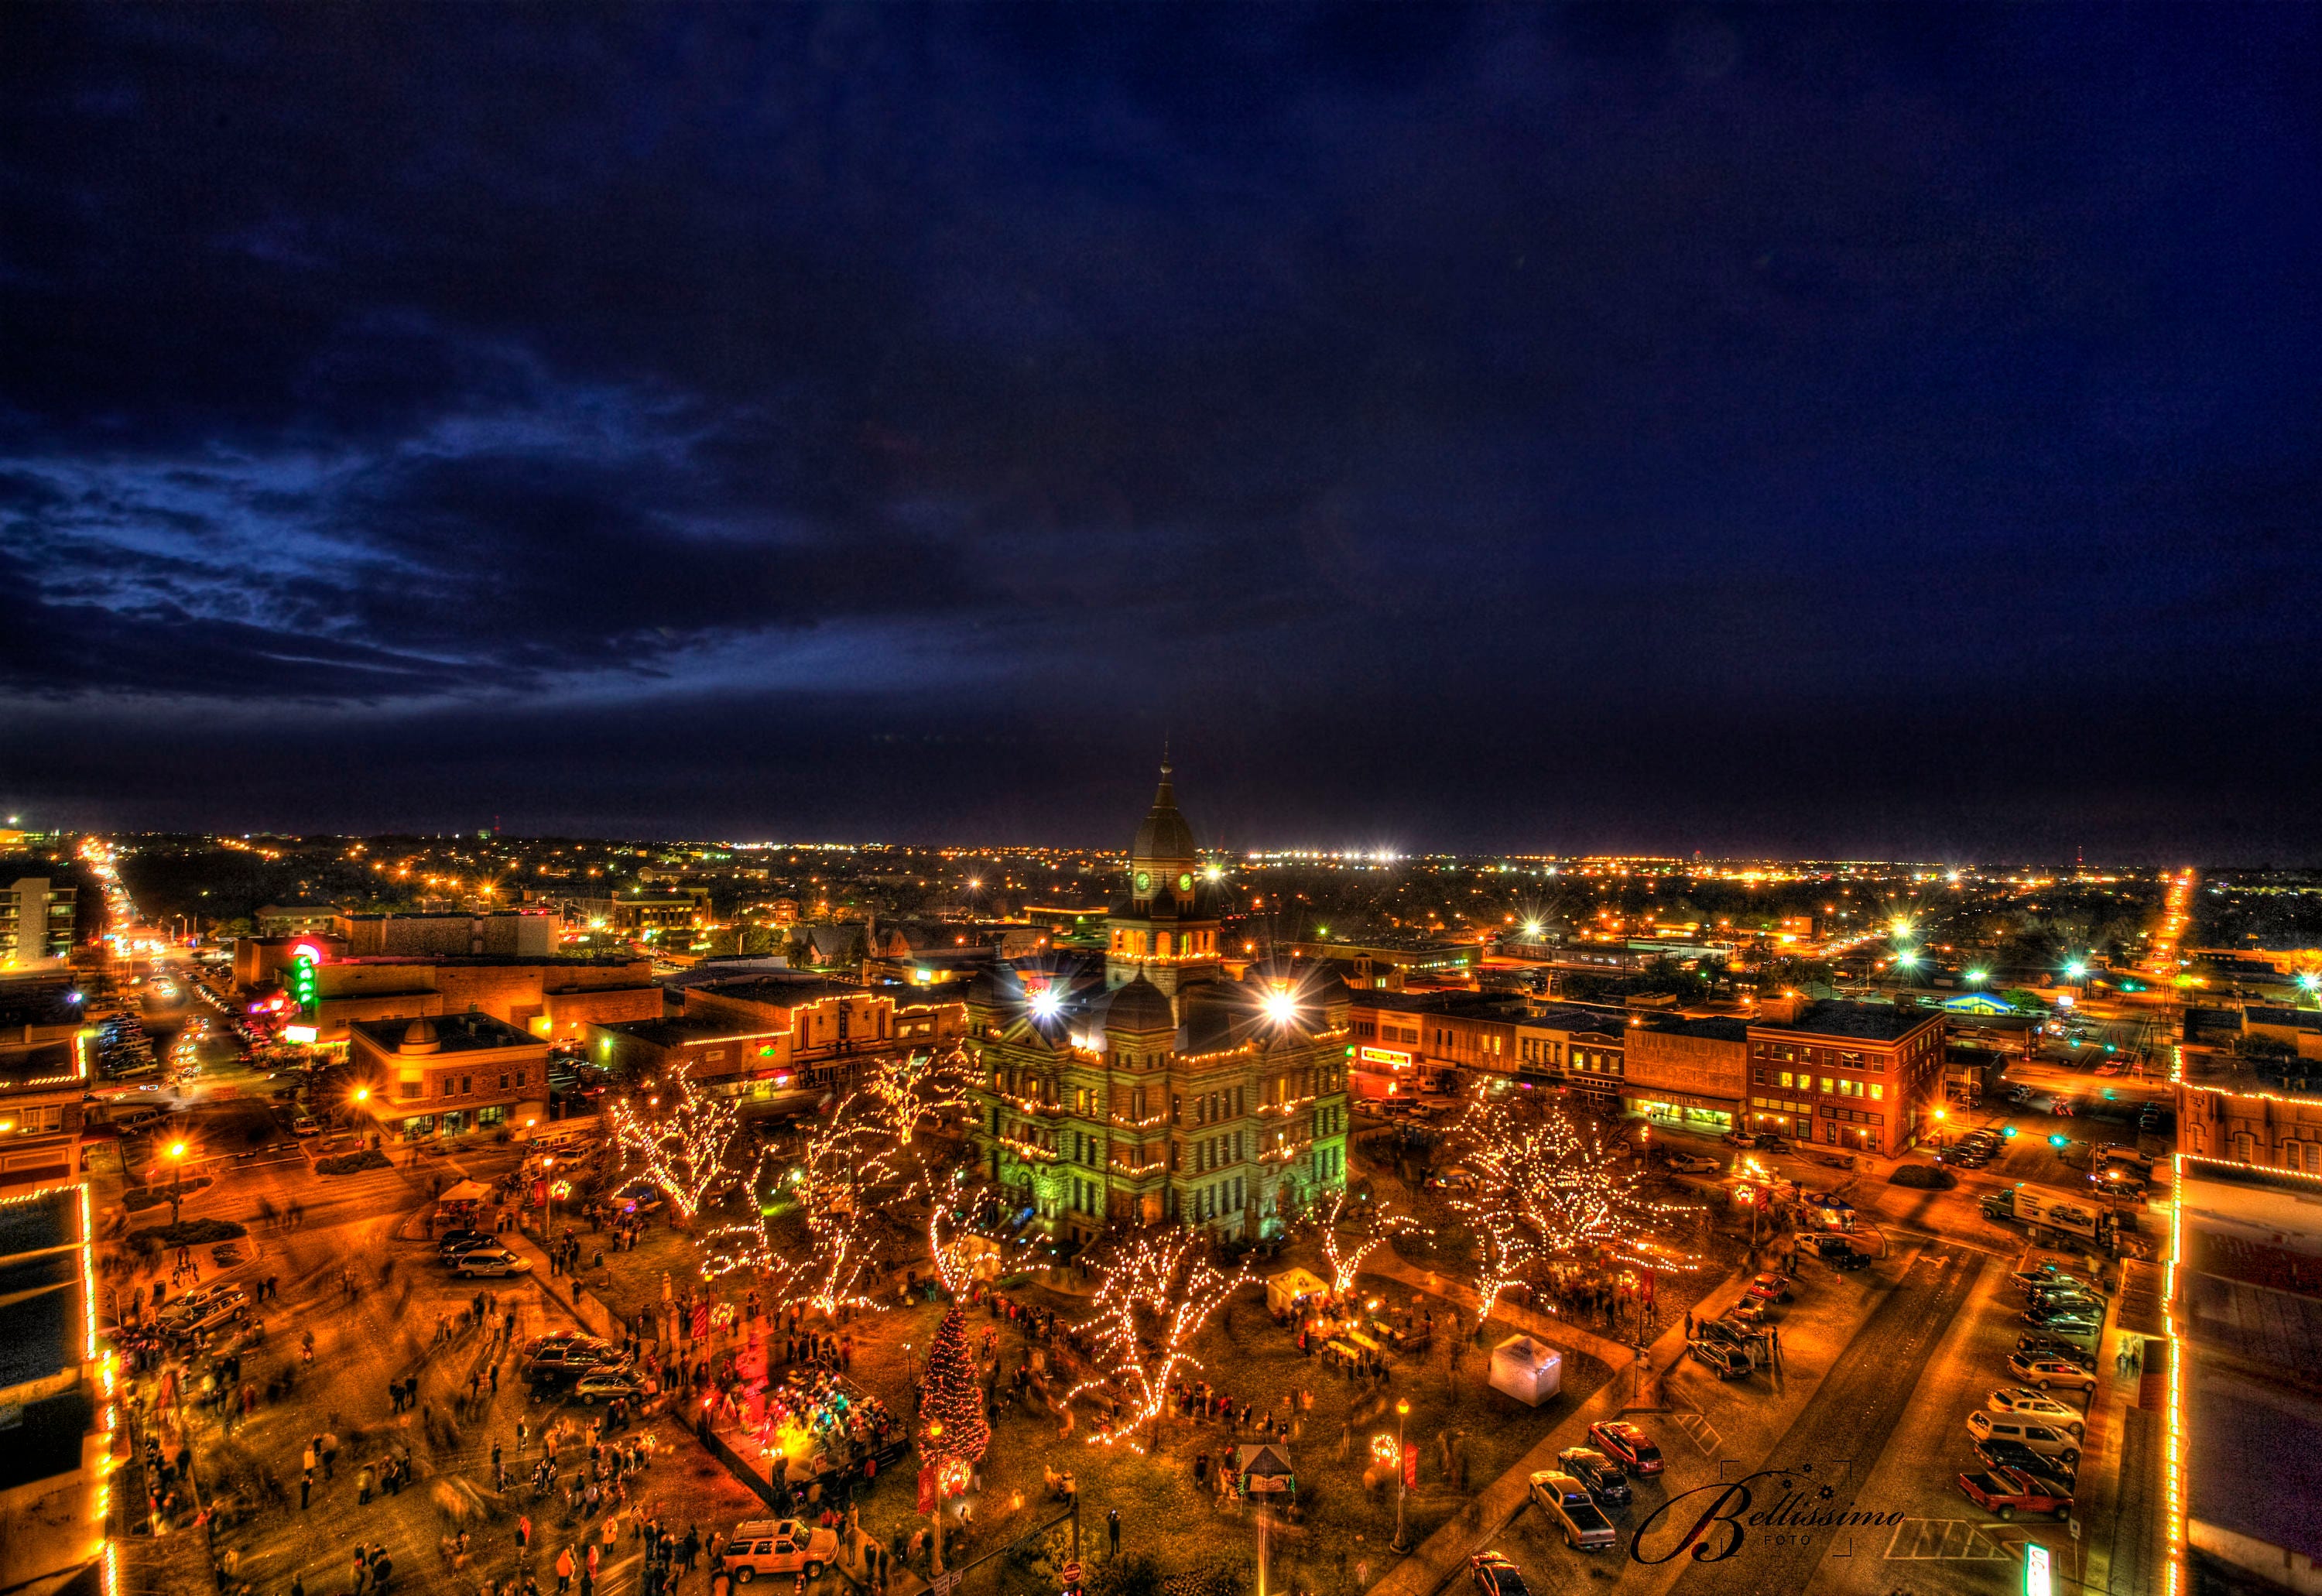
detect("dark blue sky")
(3, 5), (2317, 861)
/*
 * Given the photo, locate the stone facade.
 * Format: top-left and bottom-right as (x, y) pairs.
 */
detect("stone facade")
(965, 769), (1353, 1244)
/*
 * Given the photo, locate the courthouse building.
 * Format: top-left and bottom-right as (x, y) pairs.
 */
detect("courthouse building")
(966, 765), (1353, 1244)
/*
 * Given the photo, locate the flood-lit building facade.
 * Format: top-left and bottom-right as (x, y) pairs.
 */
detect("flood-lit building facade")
(966, 767), (1353, 1244)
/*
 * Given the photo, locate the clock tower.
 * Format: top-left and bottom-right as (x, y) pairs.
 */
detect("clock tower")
(1106, 759), (1223, 1002)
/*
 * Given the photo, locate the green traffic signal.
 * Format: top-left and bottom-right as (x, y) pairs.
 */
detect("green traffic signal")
(2048, 1133), (2068, 1148)
(2002, 1125), (2018, 1138)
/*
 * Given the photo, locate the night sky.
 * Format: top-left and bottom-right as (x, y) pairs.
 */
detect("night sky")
(4, 6), (2317, 861)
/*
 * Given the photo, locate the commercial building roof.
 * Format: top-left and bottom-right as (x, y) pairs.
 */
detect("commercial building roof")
(1755, 999), (1938, 1043)
(348, 1011), (541, 1053)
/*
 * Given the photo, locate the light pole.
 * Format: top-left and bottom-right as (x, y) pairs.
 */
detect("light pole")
(165, 1139), (188, 1226)
(1390, 1398), (1411, 1553)
(1932, 1105), (1947, 1153)
(926, 1420), (947, 1574)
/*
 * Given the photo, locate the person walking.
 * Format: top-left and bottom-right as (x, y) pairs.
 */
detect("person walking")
(555, 1546), (575, 1595)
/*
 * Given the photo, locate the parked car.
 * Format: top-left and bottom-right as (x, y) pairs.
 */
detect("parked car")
(1554, 1447), (1632, 1507)
(1587, 1420), (1663, 1477)
(573, 1369), (647, 1405)
(2008, 1265), (2080, 1293)
(450, 1248), (533, 1279)
(1665, 1153), (1721, 1175)
(1529, 1472), (1618, 1552)
(721, 1519), (840, 1584)
(1987, 1389), (2086, 1436)
(526, 1340), (618, 1382)
(1746, 1272), (1793, 1303)
(2015, 1330), (2097, 1361)
(437, 1229), (495, 1255)
(1975, 1438), (2077, 1485)
(1967, 1411), (2081, 1466)
(1687, 1337), (1750, 1379)
(1467, 1551), (1532, 1596)
(1957, 1465), (2074, 1522)
(163, 1284), (249, 1334)
(1724, 1296), (1776, 1327)
(290, 1115), (323, 1137)
(2010, 1353), (2098, 1392)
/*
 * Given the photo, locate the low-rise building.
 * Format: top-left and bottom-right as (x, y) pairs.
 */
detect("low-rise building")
(1516, 1006), (1631, 1103)
(0, 1179), (109, 1593)
(272, 954), (662, 1044)
(1622, 1015), (1749, 1138)
(349, 1012), (551, 1139)
(1743, 998), (1946, 1156)
(334, 909), (557, 958)
(0, 980), (90, 1187)
(566, 890), (711, 934)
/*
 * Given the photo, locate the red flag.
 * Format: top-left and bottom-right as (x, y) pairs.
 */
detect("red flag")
(918, 1464), (937, 1516)
(692, 1300), (711, 1340)
(1402, 1443), (1418, 1488)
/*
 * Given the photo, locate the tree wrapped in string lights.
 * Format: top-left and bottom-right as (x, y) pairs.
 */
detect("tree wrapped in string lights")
(1067, 1228), (1252, 1451)
(1446, 1088), (1701, 1322)
(607, 1061), (745, 1226)
(700, 1048), (978, 1317)
(1312, 1187), (1423, 1298)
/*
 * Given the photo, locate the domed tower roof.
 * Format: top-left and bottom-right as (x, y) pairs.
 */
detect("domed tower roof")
(1131, 760), (1198, 865)
(400, 1017), (442, 1054)
(1102, 974), (1176, 1035)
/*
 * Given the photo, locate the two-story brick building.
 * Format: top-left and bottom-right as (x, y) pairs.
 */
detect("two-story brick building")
(966, 766), (1352, 1245)
(1622, 1015), (1750, 1138)
(349, 1012), (552, 1139)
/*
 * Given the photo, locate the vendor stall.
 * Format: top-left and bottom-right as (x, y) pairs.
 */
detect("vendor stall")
(1266, 1266), (1331, 1315)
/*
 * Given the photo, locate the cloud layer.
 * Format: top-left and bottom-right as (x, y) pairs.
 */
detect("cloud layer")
(2, 7), (2317, 855)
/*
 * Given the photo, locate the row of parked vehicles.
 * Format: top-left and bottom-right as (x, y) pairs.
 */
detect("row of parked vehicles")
(1955, 1261), (2107, 1522)
(1508, 1420), (1664, 1558)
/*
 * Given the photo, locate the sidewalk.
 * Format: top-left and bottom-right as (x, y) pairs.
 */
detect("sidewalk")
(1369, 1248), (1639, 1370)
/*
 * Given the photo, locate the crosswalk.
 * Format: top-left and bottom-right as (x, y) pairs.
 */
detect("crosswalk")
(1882, 1517), (2029, 1560)
(1668, 1409), (1722, 1459)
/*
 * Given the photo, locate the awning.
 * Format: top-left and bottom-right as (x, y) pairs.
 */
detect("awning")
(2115, 1256), (2166, 1338)
(438, 1178), (491, 1204)
(1625, 1089), (1738, 1115)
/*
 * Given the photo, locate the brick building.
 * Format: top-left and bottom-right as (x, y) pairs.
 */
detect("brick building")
(1622, 1015), (1750, 1138)
(283, 954), (663, 1043)
(333, 909), (557, 958)
(349, 1012), (552, 1139)
(1742, 998), (1945, 1156)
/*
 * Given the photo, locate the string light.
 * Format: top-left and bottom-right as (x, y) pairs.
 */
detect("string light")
(1444, 1088), (1704, 1312)
(606, 1060), (745, 1225)
(1310, 1187), (1424, 1298)
(1067, 1229), (1252, 1451)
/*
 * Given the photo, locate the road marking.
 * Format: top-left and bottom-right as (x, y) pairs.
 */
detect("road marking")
(1669, 1409), (1721, 1458)
(1882, 1517), (2028, 1560)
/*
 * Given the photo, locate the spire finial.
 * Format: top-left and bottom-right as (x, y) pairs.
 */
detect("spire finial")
(1160, 735), (1172, 778)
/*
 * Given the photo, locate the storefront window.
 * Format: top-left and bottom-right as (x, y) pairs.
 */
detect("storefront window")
(402, 1115), (436, 1139)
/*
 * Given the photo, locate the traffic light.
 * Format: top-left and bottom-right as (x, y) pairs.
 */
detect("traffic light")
(2002, 1125), (2018, 1139)
(2048, 1133), (2069, 1149)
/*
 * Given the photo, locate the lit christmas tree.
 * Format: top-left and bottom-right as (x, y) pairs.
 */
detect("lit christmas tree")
(917, 1307), (990, 1467)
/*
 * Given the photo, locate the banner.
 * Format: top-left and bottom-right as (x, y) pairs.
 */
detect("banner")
(1402, 1442), (1418, 1488)
(917, 1464), (937, 1516)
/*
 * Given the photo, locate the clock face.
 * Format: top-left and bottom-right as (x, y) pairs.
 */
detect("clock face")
(1135, 871), (1151, 892)
(1178, 872), (1194, 892)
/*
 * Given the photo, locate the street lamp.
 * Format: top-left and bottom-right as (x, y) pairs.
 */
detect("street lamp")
(926, 1420), (947, 1574)
(1390, 1399), (1412, 1552)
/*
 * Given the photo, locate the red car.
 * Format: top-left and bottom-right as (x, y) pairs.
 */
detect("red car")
(1746, 1272), (1793, 1303)
(1957, 1464), (2073, 1522)
(1586, 1420), (1663, 1477)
